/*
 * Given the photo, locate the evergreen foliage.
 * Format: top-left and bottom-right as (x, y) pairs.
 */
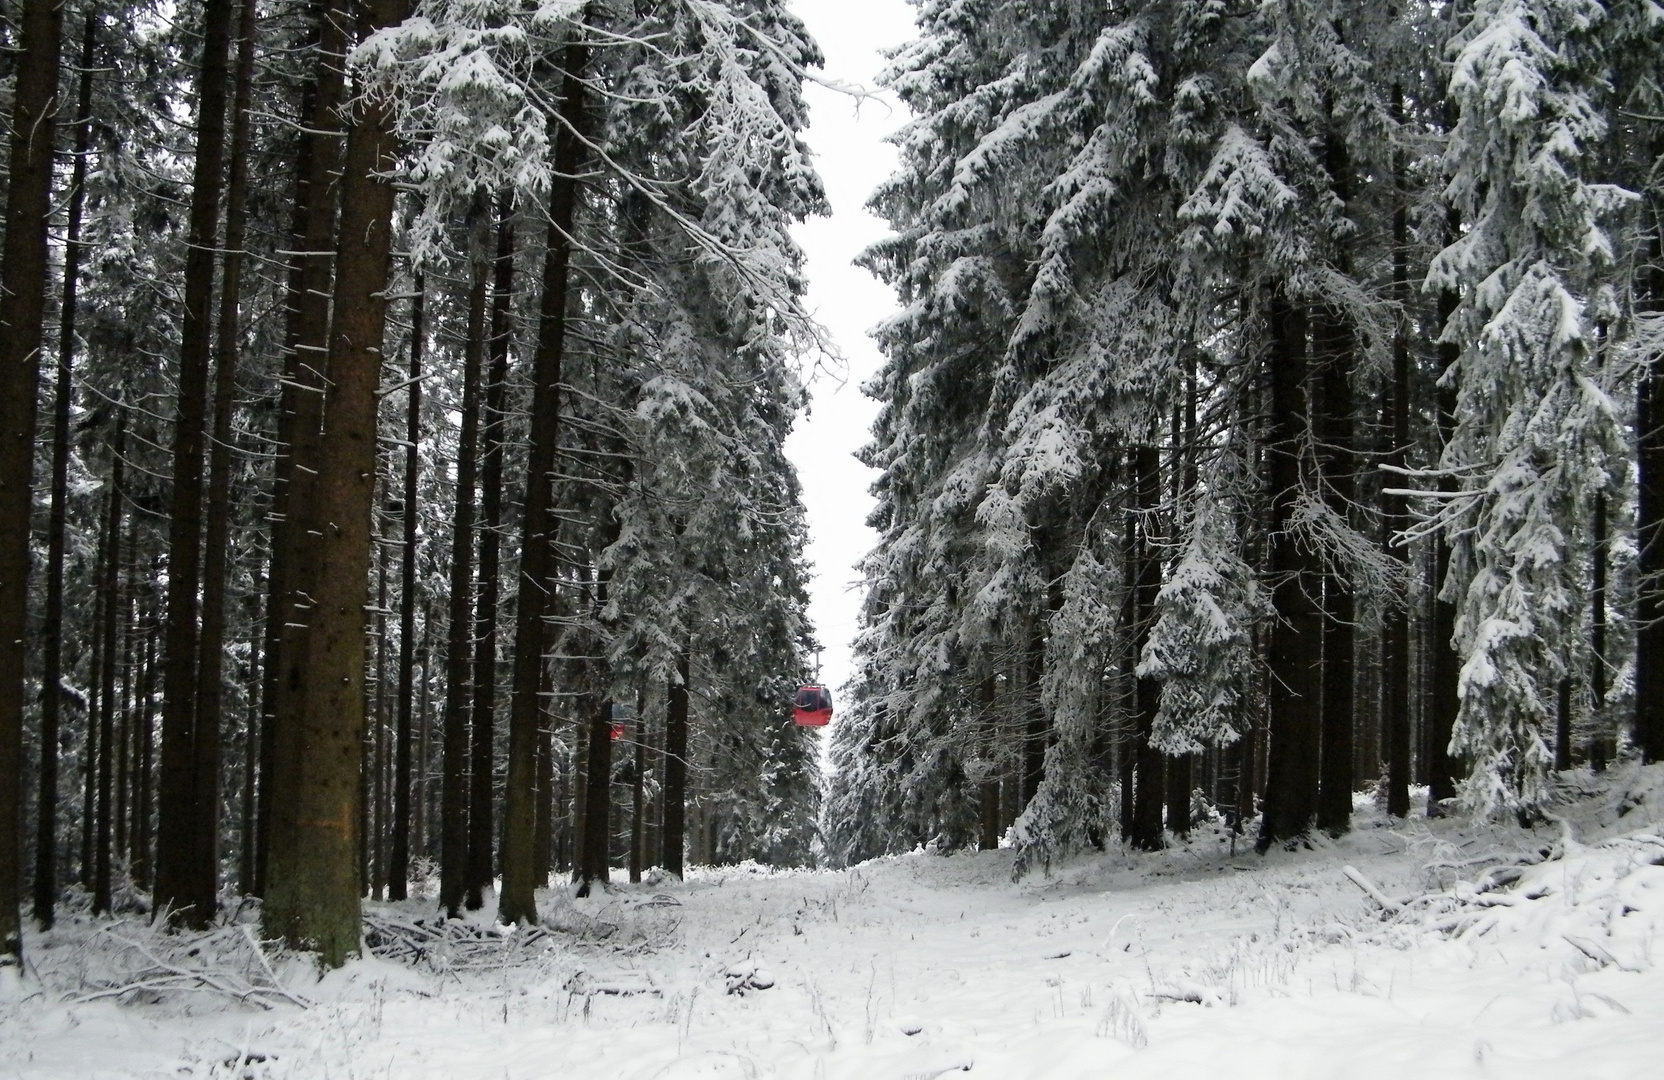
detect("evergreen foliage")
(830, 0), (1664, 871)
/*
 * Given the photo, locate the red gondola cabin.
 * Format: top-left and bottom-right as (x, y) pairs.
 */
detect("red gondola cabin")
(793, 685), (833, 727)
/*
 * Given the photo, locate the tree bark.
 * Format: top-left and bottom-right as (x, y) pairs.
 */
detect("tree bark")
(1258, 292), (1323, 850)
(371, 518), (392, 899)
(629, 714), (645, 883)
(1382, 90), (1413, 815)
(498, 28), (592, 924)
(414, 600), (434, 862)
(662, 655), (689, 878)
(34, 12), (97, 931)
(154, 0), (237, 928)
(1638, 230), (1664, 764)
(977, 676), (1000, 850)
(1314, 128), (1356, 836)
(191, 0), (257, 912)
(262, 0), (410, 966)
(1585, 492), (1606, 769)
(1119, 523), (1137, 840)
(1130, 445), (1164, 851)
(257, 1), (350, 897)
(467, 200), (515, 906)
(1426, 227), (1463, 812)
(532, 664), (554, 885)
(577, 697), (614, 895)
(439, 248), (485, 918)
(0, 0), (66, 965)
(1164, 755), (1190, 837)
(93, 418), (126, 914)
(389, 278), (423, 901)
(132, 614), (158, 890)
(115, 523), (137, 866)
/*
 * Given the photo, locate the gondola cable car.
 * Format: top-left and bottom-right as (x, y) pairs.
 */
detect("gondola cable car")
(793, 684), (833, 727)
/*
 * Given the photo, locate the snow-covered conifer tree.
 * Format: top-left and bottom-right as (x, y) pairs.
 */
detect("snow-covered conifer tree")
(1431, 0), (1631, 818)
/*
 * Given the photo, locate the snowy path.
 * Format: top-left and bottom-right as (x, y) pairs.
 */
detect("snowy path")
(6, 769), (1664, 1079)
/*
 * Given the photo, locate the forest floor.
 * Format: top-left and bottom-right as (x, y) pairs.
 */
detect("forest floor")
(5, 765), (1664, 1080)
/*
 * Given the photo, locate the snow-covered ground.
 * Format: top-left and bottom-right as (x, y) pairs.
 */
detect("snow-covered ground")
(6, 766), (1664, 1079)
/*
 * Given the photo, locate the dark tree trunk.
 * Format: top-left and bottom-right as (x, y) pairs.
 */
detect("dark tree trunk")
(190, 0), (257, 913)
(1381, 88), (1414, 817)
(82, 427), (119, 891)
(238, 647), (259, 894)
(1130, 445), (1164, 851)
(256, 2), (349, 897)
(115, 530), (137, 867)
(34, 13), (97, 930)
(467, 200), (515, 906)
(132, 616), (158, 890)
(1119, 524), (1137, 840)
(663, 655), (689, 878)
(371, 522), (391, 899)
(93, 419), (126, 914)
(577, 698), (614, 895)
(571, 710), (588, 874)
(1164, 755), (1190, 837)
(262, 0), (409, 967)
(81, 647), (99, 887)
(1553, 669), (1572, 769)
(1426, 233), (1463, 812)
(154, 0), (236, 928)
(1589, 493), (1607, 771)
(499, 28), (592, 923)
(630, 719), (645, 883)
(1638, 235), (1664, 764)
(414, 602), (434, 861)
(461, 235), (491, 910)
(1022, 631), (1046, 811)
(389, 279), (423, 901)
(1165, 376), (1198, 840)
(0, 0), (66, 964)
(532, 665), (554, 886)
(1258, 293), (1323, 851)
(439, 252), (485, 917)
(1314, 315), (1355, 834)
(978, 676), (1000, 850)
(1315, 130), (1356, 835)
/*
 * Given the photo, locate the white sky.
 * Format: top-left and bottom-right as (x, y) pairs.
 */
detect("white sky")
(784, 0), (917, 700)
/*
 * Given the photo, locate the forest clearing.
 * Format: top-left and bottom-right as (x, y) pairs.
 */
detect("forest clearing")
(5, 763), (1663, 1079)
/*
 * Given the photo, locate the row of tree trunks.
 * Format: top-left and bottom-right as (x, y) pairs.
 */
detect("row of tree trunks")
(154, 0), (237, 929)
(438, 232), (484, 915)
(90, 418), (127, 914)
(191, 0), (259, 917)
(466, 199), (516, 905)
(33, 12), (99, 932)
(261, 0), (412, 966)
(498, 22), (593, 924)
(389, 279), (424, 901)
(1314, 291), (1356, 834)
(1636, 236), (1664, 766)
(1426, 209), (1465, 811)
(1380, 86), (1414, 819)
(456, 205), (493, 912)
(1259, 292), (1322, 851)
(663, 656), (690, 878)
(0, 0), (66, 963)
(1129, 444), (1164, 851)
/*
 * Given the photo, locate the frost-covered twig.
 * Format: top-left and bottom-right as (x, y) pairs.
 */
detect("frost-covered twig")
(69, 927), (310, 1010)
(1341, 866), (1403, 914)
